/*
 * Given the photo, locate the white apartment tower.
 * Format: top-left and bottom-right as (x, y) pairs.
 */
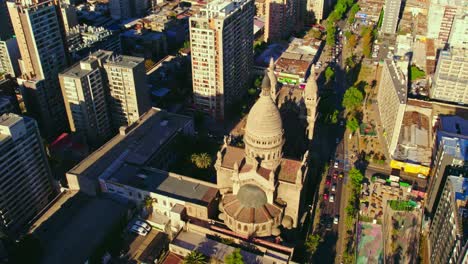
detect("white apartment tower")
(59, 51), (114, 146)
(190, 0), (254, 119)
(0, 37), (21, 78)
(104, 55), (151, 129)
(7, 0), (69, 138)
(0, 113), (57, 237)
(381, 0), (402, 34)
(427, 0), (464, 47)
(430, 48), (468, 105)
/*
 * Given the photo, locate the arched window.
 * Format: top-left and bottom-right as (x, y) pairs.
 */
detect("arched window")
(238, 223), (241, 229)
(262, 225), (266, 230)
(243, 225), (248, 231)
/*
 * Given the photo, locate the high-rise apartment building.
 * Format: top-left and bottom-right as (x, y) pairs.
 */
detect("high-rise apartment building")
(264, 0), (299, 42)
(0, 37), (21, 78)
(429, 175), (468, 264)
(430, 48), (468, 105)
(0, 0), (13, 40)
(190, 0), (254, 119)
(306, 0), (326, 22)
(381, 0), (402, 34)
(427, 0), (464, 47)
(0, 96), (20, 115)
(377, 59), (407, 157)
(59, 50), (114, 146)
(426, 115), (467, 215)
(7, 0), (69, 138)
(109, 0), (148, 20)
(448, 11), (468, 48)
(59, 1), (79, 33)
(104, 55), (151, 129)
(0, 113), (57, 237)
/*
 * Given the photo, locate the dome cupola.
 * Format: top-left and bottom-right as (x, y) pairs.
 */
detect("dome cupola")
(244, 71), (284, 169)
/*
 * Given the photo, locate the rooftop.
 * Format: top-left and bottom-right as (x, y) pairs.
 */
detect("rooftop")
(67, 108), (192, 183)
(105, 54), (145, 68)
(106, 165), (218, 205)
(385, 59), (408, 104)
(0, 113), (22, 129)
(171, 231), (264, 262)
(197, 0), (250, 19)
(60, 50), (113, 79)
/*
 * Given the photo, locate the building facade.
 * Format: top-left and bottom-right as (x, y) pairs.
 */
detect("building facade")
(189, 0), (254, 119)
(430, 48), (468, 105)
(7, 0), (69, 138)
(0, 113), (57, 237)
(215, 72), (309, 237)
(0, 0), (13, 40)
(448, 11), (468, 49)
(109, 0), (148, 20)
(377, 59), (407, 157)
(381, 0), (402, 34)
(264, 0), (299, 42)
(0, 37), (20, 78)
(426, 115), (468, 215)
(59, 50), (114, 146)
(104, 55), (151, 130)
(429, 175), (468, 264)
(427, 0), (464, 47)
(67, 25), (121, 61)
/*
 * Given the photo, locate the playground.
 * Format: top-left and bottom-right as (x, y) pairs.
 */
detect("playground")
(357, 222), (383, 264)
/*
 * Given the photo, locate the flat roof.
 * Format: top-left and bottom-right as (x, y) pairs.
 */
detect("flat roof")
(30, 191), (130, 264)
(60, 50), (113, 79)
(105, 54), (145, 69)
(107, 165), (218, 205)
(0, 113), (22, 128)
(171, 231), (264, 263)
(385, 59), (407, 104)
(67, 108), (192, 183)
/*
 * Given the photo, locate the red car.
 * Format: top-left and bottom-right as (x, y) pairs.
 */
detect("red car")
(326, 178), (331, 185)
(323, 193), (329, 200)
(333, 171), (338, 179)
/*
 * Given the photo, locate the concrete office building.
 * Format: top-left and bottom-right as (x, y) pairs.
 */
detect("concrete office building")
(427, 0), (464, 46)
(0, 0), (13, 40)
(59, 50), (114, 146)
(429, 175), (468, 264)
(377, 59), (408, 157)
(426, 115), (468, 215)
(306, 0), (326, 22)
(0, 37), (21, 78)
(109, 0), (148, 20)
(7, 0), (69, 138)
(59, 2), (79, 33)
(264, 0), (299, 42)
(381, 0), (403, 34)
(103, 55), (151, 130)
(189, 0), (254, 119)
(430, 48), (468, 105)
(0, 113), (57, 237)
(448, 12), (468, 48)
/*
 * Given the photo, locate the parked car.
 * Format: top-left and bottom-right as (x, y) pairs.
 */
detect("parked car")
(330, 194), (335, 203)
(326, 178), (331, 185)
(333, 171), (338, 179)
(134, 220), (151, 232)
(331, 184), (336, 192)
(323, 193), (329, 200)
(334, 216), (339, 224)
(339, 172), (344, 178)
(334, 161), (339, 168)
(130, 225), (148, 236)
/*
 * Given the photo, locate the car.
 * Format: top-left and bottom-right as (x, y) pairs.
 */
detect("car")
(323, 193), (329, 200)
(336, 138), (340, 144)
(134, 220), (151, 232)
(340, 120), (344, 126)
(326, 178), (331, 185)
(339, 172), (344, 178)
(331, 184), (336, 192)
(334, 216), (339, 224)
(333, 171), (338, 179)
(334, 161), (339, 168)
(130, 225), (148, 236)
(326, 219), (333, 230)
(330, 195), (335, 203)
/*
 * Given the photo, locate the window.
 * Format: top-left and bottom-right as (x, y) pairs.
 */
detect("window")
(243, 225), (247, 231)
(163, 201), (167, 206)
(138, 193), (142, 199)
(128, 191), (133, 197)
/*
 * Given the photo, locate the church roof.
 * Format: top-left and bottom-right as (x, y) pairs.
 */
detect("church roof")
(237, 185), (267, 208)
(245, 72), (283, 139)
(278, 159), (302, 183)
(223, 192), (282, 224)
(220, 146), (245, 169)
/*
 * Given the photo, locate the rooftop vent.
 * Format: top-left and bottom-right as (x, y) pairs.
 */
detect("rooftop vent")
(160, 120), (168, 126)
(136, 174), (147, 179)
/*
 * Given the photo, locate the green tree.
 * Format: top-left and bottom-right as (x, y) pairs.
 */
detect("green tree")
(410, 65), (425, 80)
(311, 29), (322, 39)
(191, 153), (212, 169)
(326, 25), (336, 46)
(361, 26), (373, 58)
(330, 110), (339, 124)
(143, 196), (153, 210)
(342, 87), (364, 110)
(346, 116), (359, 132)
(248, 88), (257, 96)
(377, 9), (384, 29)
(347, 4), (360, 24)
(254, 76), (262, 88)
(325, 66), (335, 83)
(183, 251), (206, 264)
(225, 248), (244, 264)
(305, 234), (321, 254)
(349, 168), (364, 190)
(346, 34), (357, 51)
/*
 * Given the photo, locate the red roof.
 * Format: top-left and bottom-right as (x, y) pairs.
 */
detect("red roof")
(161, 252), (183, 264)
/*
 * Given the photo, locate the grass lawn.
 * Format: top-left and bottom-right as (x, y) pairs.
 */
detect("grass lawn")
(410, 65), (425, 81)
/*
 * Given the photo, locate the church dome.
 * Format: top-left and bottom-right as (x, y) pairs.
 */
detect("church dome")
(236, 184), (267, 208)
(245, 74), (283, 139)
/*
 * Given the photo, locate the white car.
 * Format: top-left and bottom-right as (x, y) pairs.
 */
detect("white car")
(331, 184), (336, 192)
(334, 161), (339, 168)
(330, 195), (335, 203)
(130, 225), (148, 236)
(134, 220), (151, 232)
(334, 216), (339, 224)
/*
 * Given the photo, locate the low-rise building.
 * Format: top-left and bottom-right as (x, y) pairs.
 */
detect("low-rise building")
(67, 25), (121, 61)
(66, 108), (194, 196)
(121, 29), (168, 60)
